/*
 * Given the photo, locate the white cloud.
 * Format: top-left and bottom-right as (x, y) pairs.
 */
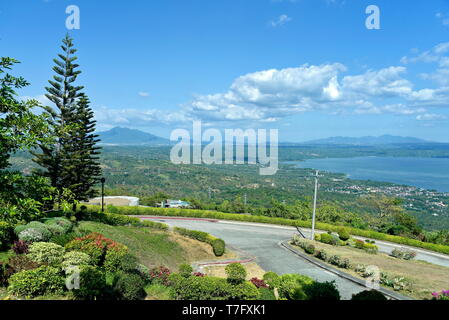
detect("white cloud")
(138, 91), (150, 97)
(270, 14), (292, 27)
(416, 113), (447, 121)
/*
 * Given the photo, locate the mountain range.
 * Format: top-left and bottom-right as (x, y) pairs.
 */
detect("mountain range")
(97, 128), (434, 146)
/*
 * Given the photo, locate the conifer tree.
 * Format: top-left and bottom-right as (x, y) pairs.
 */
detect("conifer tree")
(33, 35), (102, 206)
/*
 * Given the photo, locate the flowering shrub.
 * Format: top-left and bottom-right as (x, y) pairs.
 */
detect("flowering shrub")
(65, 233), (127, 266)
(250, 277), (268, 289)
(27, 242), (65, 266)
(431, 290), (449, 300)
(149, 266), (171, 285)
(12, 240), (29, 255)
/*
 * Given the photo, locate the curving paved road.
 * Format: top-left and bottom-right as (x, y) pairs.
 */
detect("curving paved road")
(140, 217), (370, 299)
(139, 216), (449, 299)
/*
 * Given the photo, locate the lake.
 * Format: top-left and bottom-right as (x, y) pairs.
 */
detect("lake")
(291, 156), (449, 192)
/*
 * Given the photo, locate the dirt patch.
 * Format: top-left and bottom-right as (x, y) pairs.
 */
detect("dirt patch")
(203, 262), (265, 280)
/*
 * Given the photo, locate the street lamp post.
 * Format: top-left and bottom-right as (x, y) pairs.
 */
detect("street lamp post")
(311, 170), (319, 241)
(100, 177), (106, 213)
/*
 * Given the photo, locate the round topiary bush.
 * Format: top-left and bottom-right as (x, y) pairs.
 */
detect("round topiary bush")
(71, 265), (108, 300)
(179, 263), (193, 278)
(113, 272), (146, 300)
(338, 228), (350, 241)
(27, 242), (65, 266)
(225, 263), (247, 284)
(18, 228), (45, 243)
(351, 289), (387, 300)
(263, 271), (281, 289)
(61, 251), (91, 270)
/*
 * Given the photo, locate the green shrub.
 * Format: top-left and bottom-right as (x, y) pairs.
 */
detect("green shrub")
(0, 221), (13, 250)
(104, 246), (129, 273)
(328, 255), (342, 267)
(45, 223), (65, 236)
(168, 274), (259, 300)
(278, 274), (314, 300)
(319, 233), (338, 246)
(61, 251), (91, 270)
(114, 272), (146, 300)
(71, 265), (108, 300)
(179, 263), (193, 278)
(304, 243), (316, 254)
(258, 287), (276, 300)
(304, 281), (340, 300)
(27, 242), (65, 266)
(45, 217), (73, 233)
(351, 290), (387, 300)
(363, 242), (379, 254)
(262, 271), (281, 289)
(8, 266), (65, 298)
(391, 248), (416, 260)
(314, 249), (328, 261)
(338, 227), (350, 241)
(225, 263), (247, 284)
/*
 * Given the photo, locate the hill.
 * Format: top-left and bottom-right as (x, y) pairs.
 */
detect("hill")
(98, 127), (170, 146)
(303, 135), (430, 145)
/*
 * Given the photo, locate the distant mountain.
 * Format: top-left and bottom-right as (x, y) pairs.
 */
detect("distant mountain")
(303, 135), (431, 145)
(98, 127), (170, 145)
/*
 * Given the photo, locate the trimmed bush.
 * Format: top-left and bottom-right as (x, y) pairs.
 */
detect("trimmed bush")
(114, 272), (146, 300)
(168, 273), (259, 300)
(104, 246), (129, 273)
(304, 281), (340, 300)
(71, 265), (108, 300)
(18, 228), (45, 243)
(61, 251), (91, 270)
(304, 243), (316, 254)
(6, 255), (41, 274)
(173, 227), (225, 257)
(85, 205), (449, 256)
(263, 271), (281, 289)
(149, 266), (171, 286)
(363, 242), (379, 254)
(179, 263), (193, 278)
(45, 217), (73, 234)
(351, 290), (387, 300)
(225, 263), (247, 284)
(278, 273), (315, 300)
(27, 242), (65, 266)
(338, 227), (350, 241)
(391, 248), (416, 260)
(314, 249), (328, 261)
(8, 266), (65, 298)
(319, 233), (338, 246)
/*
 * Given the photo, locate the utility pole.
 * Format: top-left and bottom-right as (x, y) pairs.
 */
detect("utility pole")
(244, 193), (247, 206)
(100, 177), (106, 213)
(208, 187), (212, 200)
(311, 170), (319, 240)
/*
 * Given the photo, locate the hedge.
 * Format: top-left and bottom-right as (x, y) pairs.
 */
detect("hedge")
(173, 227), (225, 257)
(81, 210), (168, 231)
(85, 205), (449, 255)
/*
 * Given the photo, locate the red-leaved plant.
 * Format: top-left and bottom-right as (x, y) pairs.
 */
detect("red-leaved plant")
(250, 277), (268, 288)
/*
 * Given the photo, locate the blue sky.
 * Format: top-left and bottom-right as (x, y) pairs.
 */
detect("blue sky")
(1, 0), (449, 141)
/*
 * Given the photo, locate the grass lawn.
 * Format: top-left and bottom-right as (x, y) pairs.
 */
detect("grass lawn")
(292, 240), (449, 300)
(78, 221), (223, 271)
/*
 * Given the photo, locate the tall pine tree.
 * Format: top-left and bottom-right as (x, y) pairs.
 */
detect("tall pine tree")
(33, 35), (102, 207)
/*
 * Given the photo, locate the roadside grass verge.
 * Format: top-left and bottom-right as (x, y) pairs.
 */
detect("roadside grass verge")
(86, 205), (449, 255)
(78, 221), (220, 270)
(291, 240), (449, 300)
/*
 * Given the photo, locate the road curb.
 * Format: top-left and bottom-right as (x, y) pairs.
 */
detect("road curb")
(280, 240), (413, 301)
